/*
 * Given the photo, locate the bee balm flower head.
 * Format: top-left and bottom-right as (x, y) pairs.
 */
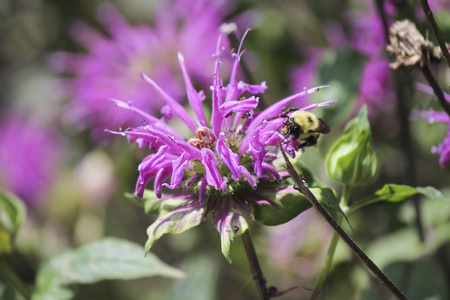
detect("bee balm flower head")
(111, 30), (335, 262)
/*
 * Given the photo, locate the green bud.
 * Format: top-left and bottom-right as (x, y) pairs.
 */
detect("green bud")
(326, 106), (377, 186)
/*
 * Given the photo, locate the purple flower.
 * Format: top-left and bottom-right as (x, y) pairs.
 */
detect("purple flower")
(346, 1), (399, 120)
(348, 3), (389, 57)
(355, 59), (395, 116)
(433, 131), (450, 167)
(50, 0), (230, 139)
(111, 30), (335, 262)
(414, 85), (450, 166)
(0, 115), (63, 205)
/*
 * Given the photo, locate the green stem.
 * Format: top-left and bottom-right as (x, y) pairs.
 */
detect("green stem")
(311, 185), (351, 299)
(241, 230), (270, 300)
(310, 216), (342, 300)
(341, 185), (351, 208)
(0, 258), (30, 300)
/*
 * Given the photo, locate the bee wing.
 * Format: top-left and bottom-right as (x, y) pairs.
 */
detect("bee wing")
(316, 118), (330, 134)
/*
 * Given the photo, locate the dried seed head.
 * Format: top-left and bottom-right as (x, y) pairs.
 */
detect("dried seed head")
(386, 20), (442, 69)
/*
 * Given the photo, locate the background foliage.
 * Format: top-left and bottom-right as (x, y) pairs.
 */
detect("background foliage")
(1, 0), (450, 299)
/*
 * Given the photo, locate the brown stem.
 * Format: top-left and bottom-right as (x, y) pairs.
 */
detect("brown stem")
(418, 0), (450, 69)
(278, 141), (409, 300)
(420, 65), (450, 118)
(241, 230), (270, 300)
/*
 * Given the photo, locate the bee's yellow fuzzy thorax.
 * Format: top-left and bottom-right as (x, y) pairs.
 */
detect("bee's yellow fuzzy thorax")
(290, 111), (319, 133)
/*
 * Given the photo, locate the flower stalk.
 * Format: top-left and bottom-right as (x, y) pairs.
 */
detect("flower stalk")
(241, 230), (270, 300)
(310, 218), (341, 300)
(279, 141), (409, 300)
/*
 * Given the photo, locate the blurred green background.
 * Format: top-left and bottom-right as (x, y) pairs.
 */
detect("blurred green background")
(1, 0), (450, 299)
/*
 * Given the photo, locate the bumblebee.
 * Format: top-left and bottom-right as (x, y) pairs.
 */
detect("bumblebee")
(281, 109), (330, 149)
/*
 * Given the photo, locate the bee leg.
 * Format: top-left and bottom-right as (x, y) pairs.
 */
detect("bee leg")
(279, 108), (300, 118)
(297, 141), (308, 149)
(284, 107), (300, 114)
(297, 136), (318, 149)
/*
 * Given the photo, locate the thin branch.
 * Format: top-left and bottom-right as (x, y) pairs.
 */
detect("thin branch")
(421, 64), (450, 117)
(418, 0), (450, 69)
(241, 230), (270, 300)
(278, 141), (409, 300)
(241, 230), (301, 299)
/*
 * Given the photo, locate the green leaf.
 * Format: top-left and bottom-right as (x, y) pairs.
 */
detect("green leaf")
(253, 187), (340, 226)
(161, 255), (220, 300)
(415, 186), (448, 202)
(293, 161), (327, 188)
(326, 106), (377, 186)
(216, 202), (252, 263)
(32, 285), (73, 300)
(145, 205), (205, 255)
(32, 238), (184, 300)
(126, 190), (187, 217)
(0, 189), (26, 254)
(158, 199), (189, 217)
(125, 190), (160, 214)
(311, 188), (342, 213)
(348, 184), (448, 213)
(253, 189), (310, 226)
